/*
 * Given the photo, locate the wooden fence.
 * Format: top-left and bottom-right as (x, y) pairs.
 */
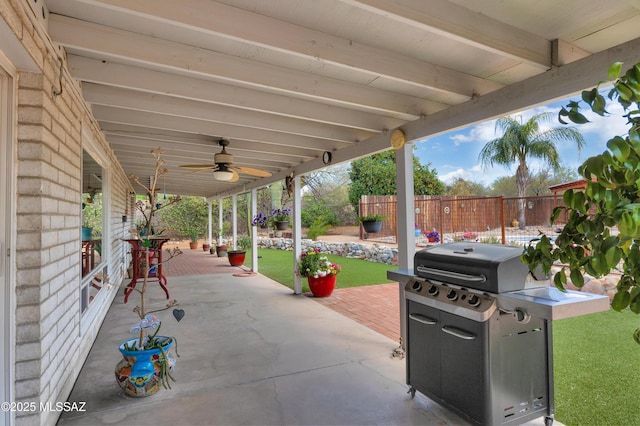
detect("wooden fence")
(359, 194), (566, 243)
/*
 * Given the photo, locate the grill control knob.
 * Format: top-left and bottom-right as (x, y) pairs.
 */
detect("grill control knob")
(468, 295), (481, 307)
(446, 289), (458, 301)
(411, 281), (422, 292)
(513, 307), (531, 324)
(427, 285), (439, 296)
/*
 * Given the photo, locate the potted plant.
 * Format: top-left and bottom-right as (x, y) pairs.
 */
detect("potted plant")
(188, 231), (199, 250)
(426, 230), (440, 243)
(228, 235), (250, 266)
(202, 242), (211, 252)
(116, 148), (183, 398)
(252, 211), (269, 228)
(462, 231), (478, 241)
(270, 207), (291, 230)
(359, 214), (386, 234)
(296, 247), (342, 297)
(216, 237), (228, 257)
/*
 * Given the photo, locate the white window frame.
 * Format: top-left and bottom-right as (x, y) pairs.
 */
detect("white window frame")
(80, 126), (112, 334)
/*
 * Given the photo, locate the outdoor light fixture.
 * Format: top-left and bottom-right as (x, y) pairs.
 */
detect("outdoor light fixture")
(213, 166), (234, 181)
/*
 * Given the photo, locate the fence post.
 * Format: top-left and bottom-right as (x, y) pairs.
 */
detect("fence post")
(500, 196), (506, 244)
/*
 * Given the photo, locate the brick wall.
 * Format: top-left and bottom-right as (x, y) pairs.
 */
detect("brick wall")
(2, 1), (133, 425)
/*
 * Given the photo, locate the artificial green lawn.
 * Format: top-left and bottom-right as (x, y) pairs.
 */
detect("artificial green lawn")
(553, 308), (640, 426)
(245, 248), (397, 292)
(245, 248), (640, 425)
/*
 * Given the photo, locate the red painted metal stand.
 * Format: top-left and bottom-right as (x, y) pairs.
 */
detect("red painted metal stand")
(123, 238), (170, 303)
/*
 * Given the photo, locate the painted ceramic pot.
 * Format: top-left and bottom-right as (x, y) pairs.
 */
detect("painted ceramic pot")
(228, 250), (246, 266)
(115, 336), (176, 398)
(307, 274), (337, 298)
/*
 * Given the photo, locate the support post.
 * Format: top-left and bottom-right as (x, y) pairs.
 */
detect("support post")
(207, 199), (212, 245)
(396, 143), (414, 350)
(232, 194), (237, 250)
(218, 198), (223, 244)
(293, 175), (302, 294)
(251, 188), (258, 272)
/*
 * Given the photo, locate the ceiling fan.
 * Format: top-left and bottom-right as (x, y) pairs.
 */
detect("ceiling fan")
(179, 139), (272, 182)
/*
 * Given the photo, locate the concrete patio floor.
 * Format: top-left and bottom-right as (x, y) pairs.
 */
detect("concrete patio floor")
(57, 249), (555, 425)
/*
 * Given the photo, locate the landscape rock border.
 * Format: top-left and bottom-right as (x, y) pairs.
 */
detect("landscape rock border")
(257, 237), (398, 265)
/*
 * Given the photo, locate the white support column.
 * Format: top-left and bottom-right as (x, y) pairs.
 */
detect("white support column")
(251, 188), (258, 273)
(218, 198), (223, 244)
(207, 199), (212, 245)
(396, 143), (415, 350)
(396, 144), (415, 270)
(293, 175), (302, 295)
(232, 194), (237, 250)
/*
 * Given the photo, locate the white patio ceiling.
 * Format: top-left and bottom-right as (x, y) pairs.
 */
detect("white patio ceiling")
(40, 0), (640, 198)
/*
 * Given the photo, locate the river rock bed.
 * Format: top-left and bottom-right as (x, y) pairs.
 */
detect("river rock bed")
(257, 237), (398, 265)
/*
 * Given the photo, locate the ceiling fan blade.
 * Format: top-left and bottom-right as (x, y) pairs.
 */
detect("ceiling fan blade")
(234, 166), (272, 177)
(229, 169), (239, 182)
(182, 168), (214, 176)
(179, 164), (217, 169)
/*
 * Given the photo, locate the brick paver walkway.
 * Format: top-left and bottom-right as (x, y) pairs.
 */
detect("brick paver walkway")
(312, 284), (400, 343)
(160, 244), (401, 343)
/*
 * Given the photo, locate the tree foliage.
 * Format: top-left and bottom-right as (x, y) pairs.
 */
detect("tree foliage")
(156, 196), (209, 240)
(487, 166), (579, 197)
(521, 61), (640, 343)
(479, 112), (585, 228)
(444, 178), (488, 196)
(348, 149), (445, 211)
(302, 165), (355, 226)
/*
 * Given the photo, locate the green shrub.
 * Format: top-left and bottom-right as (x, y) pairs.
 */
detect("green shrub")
(307, 219), (331, 240)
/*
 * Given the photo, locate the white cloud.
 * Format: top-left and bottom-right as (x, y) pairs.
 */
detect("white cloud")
(449, 120), (496, 146)
(440, 163), (506, 186)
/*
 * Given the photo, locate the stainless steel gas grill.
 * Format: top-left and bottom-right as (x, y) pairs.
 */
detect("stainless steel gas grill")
(389, 242), (610, 426)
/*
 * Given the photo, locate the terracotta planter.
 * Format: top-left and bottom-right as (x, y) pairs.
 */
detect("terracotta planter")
(189, 241), (198, 250)
(307, 274), (337, 298)
(361, 220), (382, 234)
(274, 221), (290, 230)
(228, 250), (246, 266)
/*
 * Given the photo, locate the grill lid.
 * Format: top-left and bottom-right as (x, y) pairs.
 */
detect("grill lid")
(414, 242), (534, 293)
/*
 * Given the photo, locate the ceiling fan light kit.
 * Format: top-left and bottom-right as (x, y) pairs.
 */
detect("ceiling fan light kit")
(214, 169), (234, 181)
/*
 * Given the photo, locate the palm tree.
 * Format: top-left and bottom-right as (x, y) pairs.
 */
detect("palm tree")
(478, 112), (585, 229)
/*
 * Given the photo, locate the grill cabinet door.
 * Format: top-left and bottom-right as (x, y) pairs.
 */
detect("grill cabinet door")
(407, 301), (441, 397)
(439, 311), (488, 425)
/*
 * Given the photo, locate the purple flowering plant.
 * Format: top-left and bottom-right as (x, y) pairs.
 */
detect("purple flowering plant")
(426, 230), (440, 242)
(251, 211), (269, 227)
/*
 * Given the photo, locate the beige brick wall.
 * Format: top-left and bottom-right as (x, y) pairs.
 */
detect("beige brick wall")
(2, 1), (134, 425)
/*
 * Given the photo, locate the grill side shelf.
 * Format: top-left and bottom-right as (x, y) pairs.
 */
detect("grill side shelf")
(497, 287), (610, 320)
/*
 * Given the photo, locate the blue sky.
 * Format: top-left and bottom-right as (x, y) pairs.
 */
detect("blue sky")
(413, 94), (630, 186)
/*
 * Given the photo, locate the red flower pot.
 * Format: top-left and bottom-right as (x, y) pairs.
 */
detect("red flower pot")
(307, 274), (336, 298)
(228, 250), (246, 266)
